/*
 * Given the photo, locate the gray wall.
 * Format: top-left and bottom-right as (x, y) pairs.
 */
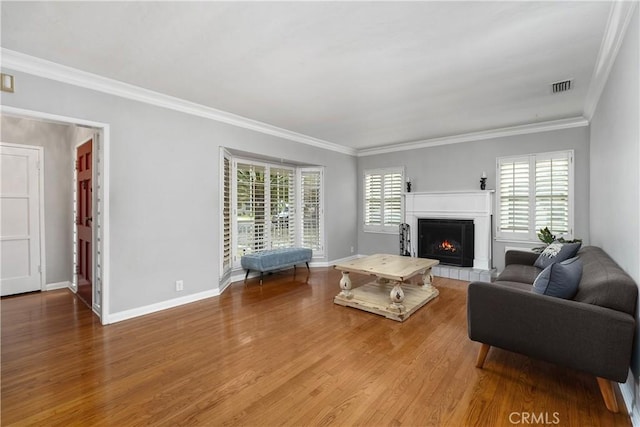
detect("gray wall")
(1, 70), (358, 315)
(590, 6), (639, 388)
(1, 116), (75, 285)
(357, 127), (591, 271)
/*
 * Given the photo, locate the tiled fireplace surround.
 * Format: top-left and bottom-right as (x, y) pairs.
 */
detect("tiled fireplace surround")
(405, 191), (495, 282)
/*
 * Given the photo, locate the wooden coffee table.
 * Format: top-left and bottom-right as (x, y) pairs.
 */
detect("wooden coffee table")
(334, 254), (439, 321)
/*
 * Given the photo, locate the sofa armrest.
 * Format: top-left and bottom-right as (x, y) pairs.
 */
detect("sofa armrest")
(468, 281), (635, 382)
(504, 250), (539, 266)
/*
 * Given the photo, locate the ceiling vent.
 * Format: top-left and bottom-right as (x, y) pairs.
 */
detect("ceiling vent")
(552, 80), (572, 93)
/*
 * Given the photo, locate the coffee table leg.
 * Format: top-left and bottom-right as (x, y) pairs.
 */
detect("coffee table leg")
(389, 281), (405, 312)
(422, 268), (434, 288)
(339, 272), (353, 299)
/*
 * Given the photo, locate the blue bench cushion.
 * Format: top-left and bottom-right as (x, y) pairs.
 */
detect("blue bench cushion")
(241, 248), (313, 272)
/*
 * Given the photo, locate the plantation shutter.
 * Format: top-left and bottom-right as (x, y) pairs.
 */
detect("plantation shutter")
(497, 151), (573, 240)
(498, 158), (530, 235)
(236, 162), (266, 258)
(365, 173), (383, 226)
(535, 152), (571, 236)
(364, 168), (404, 232)
(270, 167), (296, 248)
(300, 168), (323, 254)
(222, 154), (231, 276)
(383, 172), (403, 226)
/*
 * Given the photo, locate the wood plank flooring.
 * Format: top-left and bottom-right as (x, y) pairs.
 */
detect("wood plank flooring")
(1, 268), (631, 426)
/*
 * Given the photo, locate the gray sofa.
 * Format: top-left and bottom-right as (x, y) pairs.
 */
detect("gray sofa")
(467, 246), (637, 412)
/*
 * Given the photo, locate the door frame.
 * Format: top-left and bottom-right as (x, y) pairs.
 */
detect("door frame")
(0, 142), (46, 292)
(2, 106), (111, 325)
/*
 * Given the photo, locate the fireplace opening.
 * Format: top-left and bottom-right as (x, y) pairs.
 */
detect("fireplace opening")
(418, 219), (474, 267)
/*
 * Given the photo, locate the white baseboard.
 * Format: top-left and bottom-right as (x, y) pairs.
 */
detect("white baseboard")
(621, 370), (639, 426)
(105, 288), (220, 324)
(226, 255), (363, 286)
(310, 254), (362, 267)
(45, 281), (73, 291)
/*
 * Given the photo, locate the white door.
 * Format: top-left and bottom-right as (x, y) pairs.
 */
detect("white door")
(1, 143), (42, 296)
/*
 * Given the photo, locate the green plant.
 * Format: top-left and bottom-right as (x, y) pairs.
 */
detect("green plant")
(533, 227), (583, 253)
(537, 227), (556, 245)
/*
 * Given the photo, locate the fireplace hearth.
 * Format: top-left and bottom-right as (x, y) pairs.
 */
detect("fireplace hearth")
(418, 219), (474, 267)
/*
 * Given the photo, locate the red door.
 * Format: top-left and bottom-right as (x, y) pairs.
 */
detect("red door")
(76, 140), (92, 307)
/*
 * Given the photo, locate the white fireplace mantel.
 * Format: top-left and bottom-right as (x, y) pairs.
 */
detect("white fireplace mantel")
(405, 190), (494, 270)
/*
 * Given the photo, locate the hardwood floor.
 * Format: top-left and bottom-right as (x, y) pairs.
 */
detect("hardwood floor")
(1, 268), (631, 426)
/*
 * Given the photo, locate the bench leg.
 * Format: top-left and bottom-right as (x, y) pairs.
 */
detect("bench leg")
(260, 272), (263, 286)
(244, 270), (250, 281)
(306, 262), (310, 270)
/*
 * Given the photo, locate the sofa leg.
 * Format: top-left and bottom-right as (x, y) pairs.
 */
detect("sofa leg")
(475, 343), (491, 368)
(596, 377), (619, 413)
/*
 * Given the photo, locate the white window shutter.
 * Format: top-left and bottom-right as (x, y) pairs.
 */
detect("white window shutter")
(364, 168), (404, 233)
(300, 168), (323, 255)
(535, 153), (571, 236)
(497, 150), (574, 240)
(498, 158), (530, 235)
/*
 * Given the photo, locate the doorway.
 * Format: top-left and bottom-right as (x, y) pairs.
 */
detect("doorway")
(1, 106), (110, 324)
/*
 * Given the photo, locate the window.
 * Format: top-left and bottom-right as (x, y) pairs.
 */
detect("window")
(224, 154), (324, 270)
(235, 161), (267, 258)
(270, 167), (296, 249)
(299, 168), (324, 255)
(364, 168), (404, 233)
(497, 150), (573, 241)
(220, 150), (232, 283)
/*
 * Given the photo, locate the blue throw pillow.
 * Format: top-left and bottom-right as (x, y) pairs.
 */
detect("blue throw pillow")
(534, 241), (581, 269)
(532, 256), (583, 299)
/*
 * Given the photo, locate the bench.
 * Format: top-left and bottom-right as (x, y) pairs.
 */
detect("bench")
(241, 247), (313, 284)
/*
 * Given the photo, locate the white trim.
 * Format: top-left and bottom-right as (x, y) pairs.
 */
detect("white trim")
(45, 281), (73, 291)
(226, 255), (362, 286)
(38, 146), (46, 291)
(311, 254), (361, 268)
(621, 370), (639, 427)
(108, 289), (220, 324)
(357, 117), (588, 157)
(583, 2), (638, 120)
(2, 48), (356, 157)
(2, 106), (112, 325)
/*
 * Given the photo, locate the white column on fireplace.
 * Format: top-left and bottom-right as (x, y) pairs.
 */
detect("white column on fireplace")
(405, 190), (494, 270)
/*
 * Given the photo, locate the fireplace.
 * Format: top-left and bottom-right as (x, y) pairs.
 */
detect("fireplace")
(418, 219), (474, 267)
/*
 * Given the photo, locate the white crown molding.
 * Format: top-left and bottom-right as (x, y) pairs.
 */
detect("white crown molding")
(583, 1), (638, 120)
(357, 117), (589, 157)
(1, 48), (357, 156)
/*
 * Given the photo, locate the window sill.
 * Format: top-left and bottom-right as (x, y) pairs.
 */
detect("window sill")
(363, 228), (399, 235)
(494, 238), (540, 245)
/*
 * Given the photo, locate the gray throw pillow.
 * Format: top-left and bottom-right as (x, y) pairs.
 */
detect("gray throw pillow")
(534, 241), (581, 269)
(532, 256), (583, 299)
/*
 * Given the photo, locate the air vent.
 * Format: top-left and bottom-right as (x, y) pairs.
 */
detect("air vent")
(552, 80), (572, 93)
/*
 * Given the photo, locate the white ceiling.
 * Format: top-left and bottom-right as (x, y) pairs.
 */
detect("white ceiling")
(1, 2), (612, 150)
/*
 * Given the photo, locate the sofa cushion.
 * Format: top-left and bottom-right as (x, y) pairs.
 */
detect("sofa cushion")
(573, 246), (638, 315)
(496, 264), (541, 284)
(534, 241), (581, 269)
(532, 257), (582, 299)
